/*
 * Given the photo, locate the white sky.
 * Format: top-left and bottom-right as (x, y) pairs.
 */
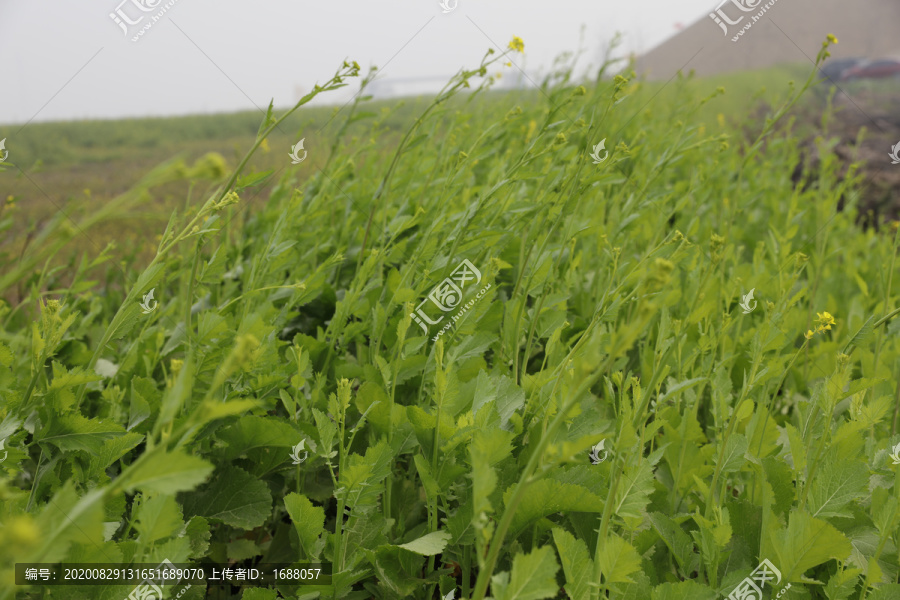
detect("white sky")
(0, 0), (715, 124)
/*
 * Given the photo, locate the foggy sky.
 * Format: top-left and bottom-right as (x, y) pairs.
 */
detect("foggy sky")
(1, 0), (715, 124)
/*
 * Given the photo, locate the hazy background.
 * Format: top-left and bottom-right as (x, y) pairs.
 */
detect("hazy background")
(0, 0), (715, 124)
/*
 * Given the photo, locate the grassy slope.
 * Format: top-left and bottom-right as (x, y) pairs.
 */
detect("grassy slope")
(1, 51), (900, 600)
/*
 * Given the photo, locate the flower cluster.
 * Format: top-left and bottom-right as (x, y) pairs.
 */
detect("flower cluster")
(804, 311), (836, 339)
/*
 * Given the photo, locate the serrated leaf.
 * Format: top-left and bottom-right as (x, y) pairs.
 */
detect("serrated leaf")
(505, 479), (606, 536)
(808, 459), (868, 519)
(118, 450), (213, 495)
(284, 493), (324, 558)
(135, 494), (183, 543)
(40, 414), (127, 453)
(552, 528), (592, 600)
(771, 510), (852, 582)
(615, 460), (655, 519)
(648, 512), (697, 575)
(720, 433), (748, 473)
(842, 315), (875, 354)
(472, 371), (526, 431)
(493, 546), (560, 600)
(337, 440), (393, 516)
(182, 465), (272, 529)
(218, 415), (299, 460)
(597, 534), (642, 584)
(868, 584), (900, 600)
(397, 531), (451, 555)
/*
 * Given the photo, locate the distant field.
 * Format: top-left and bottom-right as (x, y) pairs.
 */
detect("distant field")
(0, 63), (808, 263)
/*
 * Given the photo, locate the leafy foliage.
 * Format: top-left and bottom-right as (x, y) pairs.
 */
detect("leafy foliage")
(1, 38), (899, 600)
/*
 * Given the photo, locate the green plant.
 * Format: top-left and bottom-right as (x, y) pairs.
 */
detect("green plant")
(1, 35), (899, 600)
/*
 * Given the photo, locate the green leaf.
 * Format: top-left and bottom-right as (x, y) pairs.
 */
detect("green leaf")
(719, 433), (748, 473)
(397, 531), (451, 555)
(88, 432), (143, 477)
(284, 493), (324, 558)
(413, 453), (441, 500)
(552, 528), (592, 600)
(596, 534), (642, 584)
(807, 459), (868, 519)
(842, 315), (875, 354)
(615, 460), (655, 519)
(338, 440), (393, 515)
(218, 415), (300, 460)
(118, 450), (213, 494)
(39, 414), (127, 453)
(824, 567), (863, 600)
(370, 545), (426, 596)
(26, 483), (105, 564)
(313, 407), (338, 456)
(785, 422), (807, 469)
(651, 580), (717, 600)
(472, 371), (526, 431)
(771, 510), (852, 582)
(236, 170), (274, 191)
(157, 355), (193, 432)
(182, 465), (272, 529)
(868, 585), (900, 600)
(506, 479), (606, 536)
(648, 512), (697, 575)
(493, 546), (560, 600)
(470, 436), (498, 522)
(197, 399), (259, 423)
(134, 494), (183, 543)
(760, 456), (795, 518)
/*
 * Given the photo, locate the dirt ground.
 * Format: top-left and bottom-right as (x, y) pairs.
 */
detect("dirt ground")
(794, 84), (900, 227)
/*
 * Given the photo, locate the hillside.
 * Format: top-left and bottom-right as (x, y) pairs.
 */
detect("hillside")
(636, 0), (900, 79)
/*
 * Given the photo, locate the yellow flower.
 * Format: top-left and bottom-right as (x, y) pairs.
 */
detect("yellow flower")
(260, 138), (270, 154)
(815, 311), (836, 330)
(804, 330), (815, 340)
(525, 119), (537, 142)
(508, 36), (525, 53)
(505, 62), (512, 67)
(827, 34), (838, 44)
